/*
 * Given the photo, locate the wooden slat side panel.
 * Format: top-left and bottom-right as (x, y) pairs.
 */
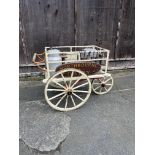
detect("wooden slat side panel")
(115, 0), (135, 58)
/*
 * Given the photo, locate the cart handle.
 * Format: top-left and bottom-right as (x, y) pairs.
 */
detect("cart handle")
(32, 51), (47, 72)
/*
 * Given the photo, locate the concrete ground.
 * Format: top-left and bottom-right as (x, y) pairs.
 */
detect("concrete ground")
(19, 70), (135, 155)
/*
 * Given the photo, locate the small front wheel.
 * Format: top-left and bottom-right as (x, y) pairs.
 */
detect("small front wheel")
(45, 68), (91, 111)
(92, 73), (113, 95)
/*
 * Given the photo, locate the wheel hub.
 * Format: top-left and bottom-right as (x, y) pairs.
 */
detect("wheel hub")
(101, 83), (105, 87)
(66, 89), (73, 96)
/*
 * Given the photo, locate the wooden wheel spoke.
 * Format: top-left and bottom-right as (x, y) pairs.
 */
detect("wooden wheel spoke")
(70, 95), (76, 107)
(71, 75), (84, 88)
(105, 83), (112, 86)
(47, 89), (64, 91)
(94, 85), (101, 91)
(49, 92), (66, 100)
(105, 78), (112, 83)
(69, 71), (74, 87)
(100, 87), (103, 93)
(61, 73), (68, 87)
(73, 90), (88, 93)
(72, 93), (84, 101)
(93, 82), (101, 85)
(56, 94), (66, 106)
(52, 80), (66, 89)
(65, 96), (68, 109)
(99, 79), (103, 83)
(73, 82), (88, 90)
(104, 87), (108, 92)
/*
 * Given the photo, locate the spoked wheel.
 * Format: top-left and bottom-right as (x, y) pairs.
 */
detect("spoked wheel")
(45, 68), (91, 111)
(92, 73), (113, 95)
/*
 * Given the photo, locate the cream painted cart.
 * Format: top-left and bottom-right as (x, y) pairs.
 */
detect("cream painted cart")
(33, 45), (113, 111)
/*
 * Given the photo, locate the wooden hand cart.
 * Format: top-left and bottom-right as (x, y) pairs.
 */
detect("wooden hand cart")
(33, 45), (113, 111)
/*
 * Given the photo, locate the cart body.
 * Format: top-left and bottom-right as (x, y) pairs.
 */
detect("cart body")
(33, 45), (113, 111)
